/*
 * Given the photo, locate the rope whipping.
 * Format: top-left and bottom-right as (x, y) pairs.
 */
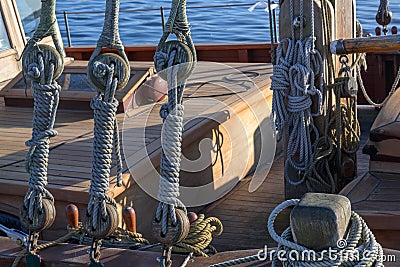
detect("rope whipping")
(153, 0), (196, 237)
(84, 1), (130, 264)
(270, 0), (323, 186)
(209, 199), (384, 267)
(173, 214), (223, 257)
(21, 0), (64, 61)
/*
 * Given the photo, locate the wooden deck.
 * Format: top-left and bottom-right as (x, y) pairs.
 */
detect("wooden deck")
(0, 59), (397, 254)
(0, 61), (277, 243)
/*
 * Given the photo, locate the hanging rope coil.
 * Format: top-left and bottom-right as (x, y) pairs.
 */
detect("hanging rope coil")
(173, 214), (223, 257)
(22, 51), (61, 222)
(271, 1), (323, 186)
(267, 199), (384, 267)
(153, 0), (196, 242)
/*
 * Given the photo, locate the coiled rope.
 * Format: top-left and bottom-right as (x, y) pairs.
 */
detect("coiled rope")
(154, 0), (196, 237)
(69, 224), (150, 248)
(209, 199), (384, 267)
(267, 200), (384, 267)
(173, 214), (223, 257)
(271, 0), (323, 186)
(84, 0), (129, 252)
(87, 71), (122, 229)
(23, 52), (61, 222)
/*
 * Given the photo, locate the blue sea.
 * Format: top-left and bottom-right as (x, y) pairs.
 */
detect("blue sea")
(51, 1), (400, 46)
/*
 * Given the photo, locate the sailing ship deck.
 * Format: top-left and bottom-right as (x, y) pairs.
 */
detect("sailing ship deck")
(0, 61), (398, 252)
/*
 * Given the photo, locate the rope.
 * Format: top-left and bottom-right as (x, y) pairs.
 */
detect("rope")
(12, 226), (82, 267)
(271, 0), (323, 186)
(69, 225), (150, 248)
(154, 0), (196, 238)
(209, 199), (384, 267)
(267, 200), (384, 267)
(21, 0), (64, 62)
(356, 62), (400, 108)
(22, 52), (60, 222)
(173, 214), (223, 257)
(87, 66), (122, 230)
(155, 57), (187, 235)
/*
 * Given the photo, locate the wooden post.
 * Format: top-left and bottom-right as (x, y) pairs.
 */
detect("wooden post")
(279, 0), (356, 198)
(290, 193), (351, 250)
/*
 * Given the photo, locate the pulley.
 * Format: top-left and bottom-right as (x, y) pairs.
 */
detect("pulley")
(83, 203), (119, 239)
(19, 198), (56, 232)
(22, 44), (64, 82)
(152, 208), (190, 245)
(87, 53), (130, 93)
(155, 40), (194, 82)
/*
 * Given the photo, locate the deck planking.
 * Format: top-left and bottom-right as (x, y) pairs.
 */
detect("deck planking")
(0, 62), (275, 240)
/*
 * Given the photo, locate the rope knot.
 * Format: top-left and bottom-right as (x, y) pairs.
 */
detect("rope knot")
(93, 61), (111, 78)
(27, 63), (41, 80)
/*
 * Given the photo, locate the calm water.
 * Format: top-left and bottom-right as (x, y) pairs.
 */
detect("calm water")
(54, 1), (400, 46)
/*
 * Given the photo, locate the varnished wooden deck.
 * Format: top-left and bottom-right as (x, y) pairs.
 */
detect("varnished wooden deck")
(0, 61), (392, 253)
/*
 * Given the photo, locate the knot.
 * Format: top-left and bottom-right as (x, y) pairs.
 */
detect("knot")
(27, 63), (41, 80)
(25, 129), (58, 147)
(287, 95), (312, 113)
(154, 51), (169, 72)
(93, 61), (111, 78)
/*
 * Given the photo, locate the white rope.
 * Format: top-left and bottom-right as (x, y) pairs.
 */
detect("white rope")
(356, 64), (400, 108)
(267, 199), (384, 267)
(271, 0), (323, 185)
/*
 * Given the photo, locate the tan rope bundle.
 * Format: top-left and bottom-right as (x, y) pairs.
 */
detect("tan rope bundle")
(172, 214), (223, 257)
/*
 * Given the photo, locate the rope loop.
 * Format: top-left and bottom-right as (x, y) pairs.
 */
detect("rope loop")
(172, 214), (223, 257)
(267, 199), (384, 267)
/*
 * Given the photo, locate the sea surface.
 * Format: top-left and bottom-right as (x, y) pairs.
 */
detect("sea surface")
(53, 1), (400, 46)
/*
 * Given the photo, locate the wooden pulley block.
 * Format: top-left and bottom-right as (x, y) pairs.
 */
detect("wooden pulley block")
(22, 44), (63, 81)
(19, 198), (56, 231)
(87, 53), (130, 93)
(155, 40), (194, 82)
(335, 76), (358, 98)
(83, 203), (119, 239)
(376, 10), (392, 27)
(152, 208), (190, 245)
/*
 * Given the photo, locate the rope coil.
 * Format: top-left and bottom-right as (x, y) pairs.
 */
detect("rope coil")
(21, 48), (61, 229)
(267, 200), (384, 267)
(173, 214), (223, 257)
(153, 0), (196, 243)
(271, 0), (323, 186)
